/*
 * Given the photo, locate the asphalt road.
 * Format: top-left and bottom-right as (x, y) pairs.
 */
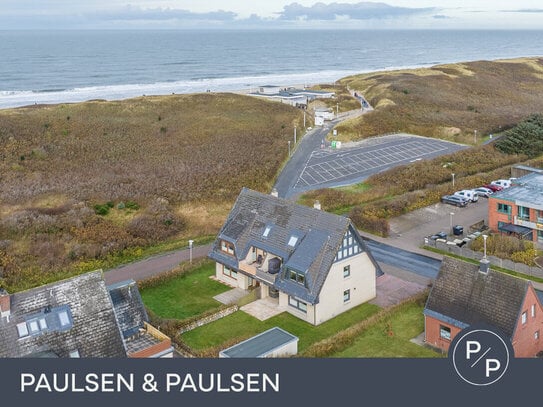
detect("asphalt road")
(104, 239), (441, 286)
(365, 239), (440, 279)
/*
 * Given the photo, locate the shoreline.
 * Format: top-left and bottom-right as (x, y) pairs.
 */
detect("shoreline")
(1, 56), (541, 111)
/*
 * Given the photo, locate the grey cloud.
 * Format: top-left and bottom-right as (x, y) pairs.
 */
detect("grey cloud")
(503, 9), (543, 13)
(277, 2), (434, 21)
(433, 14), (450, 19)
(88, 5), (237, 21)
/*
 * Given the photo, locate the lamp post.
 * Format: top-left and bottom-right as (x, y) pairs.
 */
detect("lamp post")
(294, 126), (297, 144)
(482, 235), (488, 259)
(188, 239), (194, 263)
(450, 212), (455, 233)
(336, 103), (339, 118)
(452, 173), (455, 188)
(474, 129), (477, 144)
(288, 140), (291, 156)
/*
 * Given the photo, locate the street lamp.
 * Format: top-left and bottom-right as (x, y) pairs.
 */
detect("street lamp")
(450, 212), (455, 233)
(482, 235), (488, 259)
(474, 129), (477, 144)
(288, 140), (291, 156)
(294, 126), (297, 144)
(452, 173), (455, 188)
(188, 239), (194, 263)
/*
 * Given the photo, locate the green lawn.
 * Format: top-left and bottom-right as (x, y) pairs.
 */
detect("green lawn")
(181, 302), (380, 353)
(331, 302), (442, 358)
(140, 262), (230, 320)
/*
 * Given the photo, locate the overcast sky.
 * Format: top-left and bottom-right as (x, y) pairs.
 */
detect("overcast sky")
(2, 1), (543, 29)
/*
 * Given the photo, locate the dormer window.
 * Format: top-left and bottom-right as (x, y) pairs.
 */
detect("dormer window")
(220, 240), (235, 255)
(288, 269), (305, 285)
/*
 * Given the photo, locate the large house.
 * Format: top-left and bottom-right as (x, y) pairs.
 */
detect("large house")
(424, 257), (543, 357)
(488, 171), (543, 245)
(208, 188), (381, 325)
(0, 272), (173, 358)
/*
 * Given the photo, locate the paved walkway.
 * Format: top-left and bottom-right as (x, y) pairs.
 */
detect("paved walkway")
(241, 297), (285, 321)
(370, 274), (427, 308)
(104, 244), (212, 285)
(213, 288), (247, 305)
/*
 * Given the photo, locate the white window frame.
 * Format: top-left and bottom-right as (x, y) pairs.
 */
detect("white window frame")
(531, 304), (536, 318)
(440, 325), (451, 341)
(522, 311), (527, 325)
(17, 322), (29, 338)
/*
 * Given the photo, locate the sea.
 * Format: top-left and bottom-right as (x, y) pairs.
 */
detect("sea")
(1, 29), (543, 109)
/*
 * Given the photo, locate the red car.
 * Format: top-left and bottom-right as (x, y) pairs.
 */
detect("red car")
(483, 184), (503, 192)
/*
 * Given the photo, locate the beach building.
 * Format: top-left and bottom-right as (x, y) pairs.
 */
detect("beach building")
(249, 86), (335, 108)
(208, 188), (381, 325)
(0, 272), (173, 358)
(488, 171), (543, 245)
(314, 107), (335, 126)
(424, 257), (543, 357)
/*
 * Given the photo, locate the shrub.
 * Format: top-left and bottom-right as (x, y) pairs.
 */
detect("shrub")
(93, 204), (110, 216)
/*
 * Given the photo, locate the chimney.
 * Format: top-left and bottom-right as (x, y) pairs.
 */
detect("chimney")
(271, 189), (279, 198)
(0, 289), (10, 320)
(479, 258), (490, 274)
(313, 200), (321, 210)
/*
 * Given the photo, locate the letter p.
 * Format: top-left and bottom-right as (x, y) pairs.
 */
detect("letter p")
(466, 340), (481, 360)
(20, 374), (35, 392)
(486, 359), (500, 378)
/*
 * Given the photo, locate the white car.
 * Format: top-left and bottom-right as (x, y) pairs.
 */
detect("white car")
(491, 179), (512, 188)
(454, 190), (479, 202)
(473, 187), (494, 198)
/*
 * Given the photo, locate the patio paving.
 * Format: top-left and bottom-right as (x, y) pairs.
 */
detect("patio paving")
(213, 288), (247, 305)
(241, 297), (285, 321)
(370, 274), (427, 308)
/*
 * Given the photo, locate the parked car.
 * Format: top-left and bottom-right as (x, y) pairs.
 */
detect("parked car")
(491, 179), (512, 189)
(473, 187), (494, 198)
(430, 231), (447, 240)
(454, 190), (479, 202)
(441, 195), (469, 207)
(483, 183), (503, 192)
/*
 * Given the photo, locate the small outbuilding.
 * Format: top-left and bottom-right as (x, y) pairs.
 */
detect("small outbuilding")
(219, 327), (298, 358)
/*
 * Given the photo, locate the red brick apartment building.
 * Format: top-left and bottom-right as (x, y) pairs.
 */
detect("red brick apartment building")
(488, 172), (543, 245)
(424, 257), (543, 357)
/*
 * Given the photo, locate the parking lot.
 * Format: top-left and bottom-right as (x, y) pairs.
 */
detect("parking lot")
(292, 134), (466, 193)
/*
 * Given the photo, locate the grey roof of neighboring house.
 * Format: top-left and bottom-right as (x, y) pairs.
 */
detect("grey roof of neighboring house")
(0, 271), (127, 358)
(108, 279), (149, 339)
(492, 172), (543, 209)
(220, 327), (298, 358)
(209, 188), (381, 304)
(424, 257), (529, 338)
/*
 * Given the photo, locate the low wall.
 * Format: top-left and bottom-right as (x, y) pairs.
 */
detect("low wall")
(433, 240), (543, 279)
(177, 305), (239, 335)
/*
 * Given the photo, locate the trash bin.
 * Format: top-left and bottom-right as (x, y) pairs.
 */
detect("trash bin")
(453, 225), (464, 236)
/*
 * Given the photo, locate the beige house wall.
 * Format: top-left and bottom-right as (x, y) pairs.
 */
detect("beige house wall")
(314, 252), (376, 325)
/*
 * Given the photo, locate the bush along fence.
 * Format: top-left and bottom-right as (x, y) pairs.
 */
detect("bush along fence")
(430, 240), (543, 280)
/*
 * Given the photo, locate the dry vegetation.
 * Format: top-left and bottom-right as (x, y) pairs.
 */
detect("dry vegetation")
(0, 93), (303, 291)
(334, 58), (543, 143)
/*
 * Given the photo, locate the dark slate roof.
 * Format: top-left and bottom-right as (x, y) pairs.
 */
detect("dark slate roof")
(0, 271), (127, 358)
(209, 188), (380, 304)
(220, 327), (298, 358)
(424, 257), (529, 338)
(108, 280), (149, 339)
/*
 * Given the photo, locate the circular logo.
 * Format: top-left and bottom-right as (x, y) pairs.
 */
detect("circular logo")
(450, 328), (512, 386)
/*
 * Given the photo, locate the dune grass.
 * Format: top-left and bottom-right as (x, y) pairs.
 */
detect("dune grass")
(335, 57), (543, 143)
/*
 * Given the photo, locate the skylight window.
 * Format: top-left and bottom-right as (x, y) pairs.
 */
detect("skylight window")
(58, 310), (70, 327)
(17, 322), (28, 338)
(288, 236), (298, 247)
(263, 226), (272, 237)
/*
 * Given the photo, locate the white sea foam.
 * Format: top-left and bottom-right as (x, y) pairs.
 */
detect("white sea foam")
(0, 64), (442, 109)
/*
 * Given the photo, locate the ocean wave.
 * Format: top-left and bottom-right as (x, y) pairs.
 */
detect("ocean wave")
(0, 61), (495, 109)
